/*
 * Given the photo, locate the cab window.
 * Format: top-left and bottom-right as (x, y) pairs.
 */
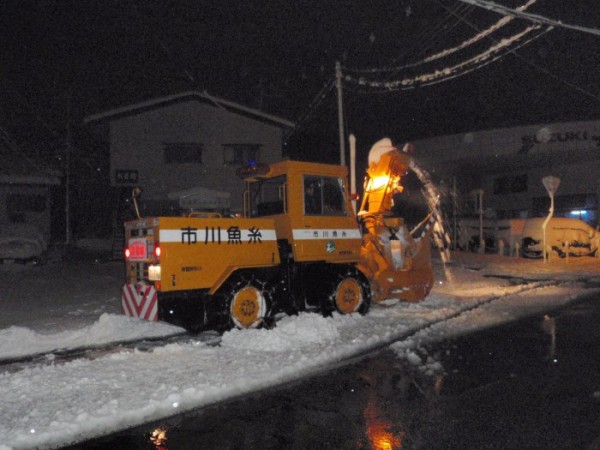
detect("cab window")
(249, 175), (286, 217)
(304, 176), (346, 216)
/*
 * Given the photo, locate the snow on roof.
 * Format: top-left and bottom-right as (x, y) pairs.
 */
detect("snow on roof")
(83, 90), (295, 129)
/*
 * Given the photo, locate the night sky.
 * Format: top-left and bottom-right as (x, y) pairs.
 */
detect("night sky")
(2, 0), (600, 162)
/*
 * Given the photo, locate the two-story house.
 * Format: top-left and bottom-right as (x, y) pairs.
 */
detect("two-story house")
(84, 91), (294, 215)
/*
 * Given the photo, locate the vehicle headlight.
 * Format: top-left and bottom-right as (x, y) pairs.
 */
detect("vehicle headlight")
(148, 264), (161, 281)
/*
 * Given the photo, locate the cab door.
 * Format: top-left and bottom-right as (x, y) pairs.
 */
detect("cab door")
(295, 175), (362, 263)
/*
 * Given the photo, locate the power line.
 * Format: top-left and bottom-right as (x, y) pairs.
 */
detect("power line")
(436, 0), (600, 102)
(390, 2), (476, 70)
(456, 0), (600, 37)
(343, 24), (550, 91)
(0, 125), (49, 173)
(420, 0), (537, 65)
(343, 0), (539, 74)
(283, 77), (335, 142)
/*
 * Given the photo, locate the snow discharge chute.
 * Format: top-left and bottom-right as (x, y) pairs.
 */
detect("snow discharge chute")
(356, 138), (450, 304)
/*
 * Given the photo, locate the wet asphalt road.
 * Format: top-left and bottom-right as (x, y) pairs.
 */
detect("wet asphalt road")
(66, 296), (600, 450)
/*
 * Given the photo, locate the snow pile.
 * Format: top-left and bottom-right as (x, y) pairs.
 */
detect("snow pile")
(0, 314), (182, 361)
(221, 312), (340, 352)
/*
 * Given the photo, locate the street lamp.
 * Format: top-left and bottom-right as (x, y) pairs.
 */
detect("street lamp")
(542, 176), (560, 263)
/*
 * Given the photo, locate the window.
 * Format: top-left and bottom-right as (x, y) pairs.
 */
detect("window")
(249, 175), (286, 217)
(223, 144), (261, 166)
(163, 143), (203, 164)
(304, 175), (346, 216)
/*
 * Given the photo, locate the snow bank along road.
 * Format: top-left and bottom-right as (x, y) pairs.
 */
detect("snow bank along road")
(1, 252), (600, 449)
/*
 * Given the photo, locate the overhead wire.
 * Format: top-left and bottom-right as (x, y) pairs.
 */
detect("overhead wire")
(352, 1), (475, 75)
(383, 3), (476, 83)
(343, 24), (551, 92)
(283, 76), (336, 142)
(0, 125), (49, 172)
(344, 0), (539, 74)
(397, 2), (471, 64)
(283, 4), (464, 139)
(435, 0), (600, 102)
(420, 0), (537, 65)
(456, 0), (600, 37)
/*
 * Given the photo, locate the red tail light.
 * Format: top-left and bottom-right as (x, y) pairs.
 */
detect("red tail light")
(124, 248), (131, 259)
(154, 244), (161, 258)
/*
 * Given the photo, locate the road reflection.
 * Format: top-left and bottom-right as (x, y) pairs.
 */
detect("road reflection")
(363, 348), (449, 449)
(149, 426), (168, 449)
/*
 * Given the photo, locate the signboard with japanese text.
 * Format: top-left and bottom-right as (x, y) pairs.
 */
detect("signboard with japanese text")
(115, 169), (139, 184)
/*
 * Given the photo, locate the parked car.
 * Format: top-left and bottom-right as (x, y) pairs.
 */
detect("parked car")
(457, 217), (525, 254)
(520, 217), (598, 259)
(0, 223), (46, 264)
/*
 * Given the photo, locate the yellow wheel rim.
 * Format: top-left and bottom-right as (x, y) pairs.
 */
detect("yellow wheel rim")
(230, 286), (266, 328)
(335, 278), (363, 314)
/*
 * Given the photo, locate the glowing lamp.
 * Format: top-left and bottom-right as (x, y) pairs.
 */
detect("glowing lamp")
(148, 264), (161, 281)
(370, 175), (390, 191)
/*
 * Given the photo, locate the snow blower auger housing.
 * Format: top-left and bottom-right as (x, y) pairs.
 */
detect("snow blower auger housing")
(121, 140), (436, 332)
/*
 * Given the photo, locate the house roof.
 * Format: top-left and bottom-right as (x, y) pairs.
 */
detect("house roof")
(83, 91), (295, 129)
(0, 135), (61, 185)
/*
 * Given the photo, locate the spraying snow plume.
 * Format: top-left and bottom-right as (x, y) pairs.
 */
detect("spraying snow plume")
(409, 160), (452, 264)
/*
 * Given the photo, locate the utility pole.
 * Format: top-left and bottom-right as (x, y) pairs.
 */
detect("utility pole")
(335, 61), (345, 166)
(349, 134), (357, 213)
(452, 177), (457, 249)
(65, 89), (72, 245)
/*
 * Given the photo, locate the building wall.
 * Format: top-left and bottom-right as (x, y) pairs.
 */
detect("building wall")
(415, 119), (600, 161)
(109, 100), (285, 212)
(412, 119), (600, 224)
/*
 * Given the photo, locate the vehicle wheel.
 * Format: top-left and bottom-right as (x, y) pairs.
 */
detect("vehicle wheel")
(216, 273), (274, 330)
(229, 284), (267, 329)
(323, 266), (371, 316)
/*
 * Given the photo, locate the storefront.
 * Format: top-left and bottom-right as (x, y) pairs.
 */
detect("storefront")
(412, 119), (600, 227)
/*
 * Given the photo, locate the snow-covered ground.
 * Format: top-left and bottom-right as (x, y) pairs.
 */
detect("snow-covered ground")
(1, 247), (600, 450)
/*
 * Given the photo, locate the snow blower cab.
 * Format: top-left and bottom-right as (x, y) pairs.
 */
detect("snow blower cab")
(356, 138), (436, 304)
